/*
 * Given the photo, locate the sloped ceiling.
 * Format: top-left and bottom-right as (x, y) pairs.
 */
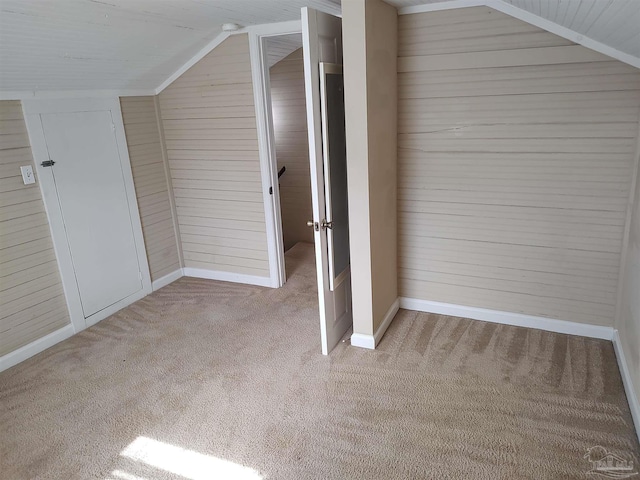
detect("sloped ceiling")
(0, 0), (339, 93)
(0, 0), (638, 94)
(386, 0), (640, 61)
(266, 34), (303, 69)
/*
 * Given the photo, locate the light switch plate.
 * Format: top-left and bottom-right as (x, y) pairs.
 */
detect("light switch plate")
(20, 165), (36, 185)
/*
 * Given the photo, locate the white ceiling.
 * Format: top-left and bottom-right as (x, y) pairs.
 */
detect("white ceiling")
(0, 0), (638, 94)
(266, 34), (303, 68)
(0, 0), (339, 93)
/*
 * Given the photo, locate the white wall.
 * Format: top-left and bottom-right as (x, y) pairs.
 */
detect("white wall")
(397, 6), (640, 327)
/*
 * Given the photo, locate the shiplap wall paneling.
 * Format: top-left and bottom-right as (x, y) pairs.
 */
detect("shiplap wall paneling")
(159, 34), (269, 278)
(388, 0), (640, 63)
(269, 48), (313, 251)
(0, 100), (71, 356)
(397, 6), (640, 327)
(120, 96), (181, 282)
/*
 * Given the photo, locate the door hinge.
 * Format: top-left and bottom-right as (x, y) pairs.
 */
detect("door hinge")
(269, 186), (273, 195)
(41, 160), (56, 167)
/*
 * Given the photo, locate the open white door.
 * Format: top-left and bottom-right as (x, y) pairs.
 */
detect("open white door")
(302, 7), (352, 355)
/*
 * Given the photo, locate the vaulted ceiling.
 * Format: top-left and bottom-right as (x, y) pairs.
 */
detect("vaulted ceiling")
(0, 0), (638, 94)
(0, 0), (340, 93)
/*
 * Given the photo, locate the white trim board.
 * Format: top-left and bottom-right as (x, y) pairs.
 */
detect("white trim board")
(613, 330), (640, 442)
(397, 0), (640, 70)
(155, 20), (303, 95)
(249, 31), (282, 288)
(0, 325), (75, 373)
(248, 23), (303, 290)
(351, 298), (400, 350)
(399, 297), (614, 340)
(155, 32), (231, 94)
(183, 267), (273, 288)
(152, 269), (184, 291)
(0, 89), (156, 101)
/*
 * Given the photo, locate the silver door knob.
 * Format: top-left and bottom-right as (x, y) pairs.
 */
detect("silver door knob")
(307, 220), (319, 231)
(306, 220), (315, 227)
(321, 219), (333, 230)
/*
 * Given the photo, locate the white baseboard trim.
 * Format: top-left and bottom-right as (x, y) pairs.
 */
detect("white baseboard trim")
(0, 324), (75, 373)
(152, 269), (183, 291)
(350, 333), (375, 350)
(399, 297), (614, 341)
(612, 330), (640, 442)
(351, 298), (400, 350)
(183, 267), (272, 288)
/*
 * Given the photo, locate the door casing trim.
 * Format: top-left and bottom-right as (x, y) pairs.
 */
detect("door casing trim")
(248, 21), (303, 289)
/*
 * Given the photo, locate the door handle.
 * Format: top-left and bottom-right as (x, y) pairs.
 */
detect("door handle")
(321, 219), (333, 230)
(307, 220), (319, 231)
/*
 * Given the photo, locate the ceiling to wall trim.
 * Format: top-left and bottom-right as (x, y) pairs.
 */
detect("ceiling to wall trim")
(155, 20), (303, 95)
(397, 0), (640, 70)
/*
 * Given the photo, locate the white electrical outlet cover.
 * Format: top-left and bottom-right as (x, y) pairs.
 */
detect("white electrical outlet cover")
(20, 165), (36, 185)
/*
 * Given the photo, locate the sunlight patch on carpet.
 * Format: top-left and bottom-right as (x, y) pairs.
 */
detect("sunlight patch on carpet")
(119, 436), (262, 480)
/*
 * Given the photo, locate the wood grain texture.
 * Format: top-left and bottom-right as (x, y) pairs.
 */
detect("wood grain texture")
(397, 6), (640, 327)
(120, 96), (181, 281)
(0, 100), (70, 356)
(269, 48), (313, 251)
(159, 35), (269, 277)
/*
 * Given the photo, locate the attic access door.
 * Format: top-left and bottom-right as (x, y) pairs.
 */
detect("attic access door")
(302, 7), (352, 355)
(24, 98), (151, 330)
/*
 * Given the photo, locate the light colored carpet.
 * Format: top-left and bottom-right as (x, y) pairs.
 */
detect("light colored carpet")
(1, 242), (638, 480)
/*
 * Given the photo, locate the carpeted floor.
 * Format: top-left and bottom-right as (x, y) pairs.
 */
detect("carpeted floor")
(1, 242), (638, 480)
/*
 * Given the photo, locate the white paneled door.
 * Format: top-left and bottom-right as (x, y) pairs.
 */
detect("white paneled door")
(40, 110), (143, 321)
(302, 7), (352, 355)
(24, 98), (151, 331)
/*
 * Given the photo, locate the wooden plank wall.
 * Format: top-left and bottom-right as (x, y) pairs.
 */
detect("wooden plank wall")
(397, 6), (640, 327)
(159, 34), (269, 277)
(120, 96), (181, 282)
(269, 48), (313, 251)
(0, 100), (70, 356)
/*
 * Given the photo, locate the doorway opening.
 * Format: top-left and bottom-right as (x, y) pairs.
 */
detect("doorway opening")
(264, 34), (314, 257)
(251, 9), (352, 355)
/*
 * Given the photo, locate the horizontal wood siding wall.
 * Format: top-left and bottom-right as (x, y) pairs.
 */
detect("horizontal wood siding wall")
(398, 6), (640, 327)
(120, 96), (181, 282)
(269, 48), (313, 251)
(159, 34), (269, 277)
(0, 100), (70, 356)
